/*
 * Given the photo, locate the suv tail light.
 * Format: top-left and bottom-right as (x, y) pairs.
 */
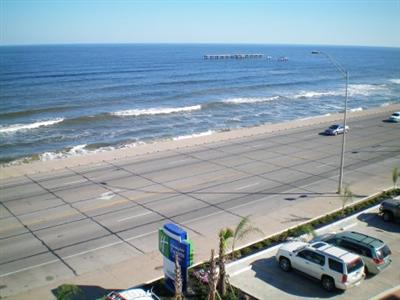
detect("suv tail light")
(373, 258), (384, 265)
(341, 274), (347, 283)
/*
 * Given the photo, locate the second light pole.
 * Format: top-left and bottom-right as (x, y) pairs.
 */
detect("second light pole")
(312, 51), (348, 194)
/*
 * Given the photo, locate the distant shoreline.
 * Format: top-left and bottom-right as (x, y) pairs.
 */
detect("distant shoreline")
(1, 103), (399, 180)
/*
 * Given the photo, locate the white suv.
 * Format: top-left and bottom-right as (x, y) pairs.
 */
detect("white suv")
(276, 241), (365, 291)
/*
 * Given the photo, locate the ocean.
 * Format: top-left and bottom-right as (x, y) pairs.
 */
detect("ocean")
(0, 44), (399, 165)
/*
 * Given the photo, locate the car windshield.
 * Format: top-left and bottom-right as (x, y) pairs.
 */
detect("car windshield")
(346, 258), (364, 273)
(329, 125), (339, 129)
(392, 113), (399, 117)
(376, 245), (391, 259)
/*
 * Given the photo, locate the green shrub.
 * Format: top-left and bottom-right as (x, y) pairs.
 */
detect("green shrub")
(240, 247), (252, 257)
(56, 284), (83, 300)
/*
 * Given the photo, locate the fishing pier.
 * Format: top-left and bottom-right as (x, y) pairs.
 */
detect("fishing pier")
(204, 53), (265, 60)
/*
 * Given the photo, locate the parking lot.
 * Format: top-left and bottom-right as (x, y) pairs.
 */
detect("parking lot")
(227, 206), (400, 299)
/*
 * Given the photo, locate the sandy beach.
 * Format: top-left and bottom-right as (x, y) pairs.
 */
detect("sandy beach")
(2, 103), (399, 181)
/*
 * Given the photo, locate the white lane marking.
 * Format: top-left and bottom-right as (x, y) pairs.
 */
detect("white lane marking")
(0, 230), (159, 277)
(61, 179), (87, 186)
(0, 259), (60, 277)
(98, 191), (115, 200)
(182, 210), (224, 224)
(125, 229), (158, 241)
(168, 159), (189, 165)
(235, 182), (259, 191)
(117, 211), (153, 222)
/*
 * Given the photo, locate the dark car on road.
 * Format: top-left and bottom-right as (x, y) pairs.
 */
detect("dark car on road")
(380, 197), (400, 222)
(312, 231), (392, 275)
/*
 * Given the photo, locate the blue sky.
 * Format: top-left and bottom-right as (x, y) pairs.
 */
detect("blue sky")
(1, 0), (399, 47)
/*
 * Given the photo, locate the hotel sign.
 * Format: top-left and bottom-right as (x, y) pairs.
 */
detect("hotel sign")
(158, 223), (193, 292)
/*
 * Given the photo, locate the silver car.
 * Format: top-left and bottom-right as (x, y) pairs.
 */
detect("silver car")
(325, 124), (349, 135)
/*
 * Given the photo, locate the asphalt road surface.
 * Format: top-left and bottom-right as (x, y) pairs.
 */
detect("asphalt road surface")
(1, 110), (399, 297)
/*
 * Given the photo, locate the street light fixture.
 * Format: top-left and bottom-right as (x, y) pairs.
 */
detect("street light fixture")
(312, 51), (348, 194)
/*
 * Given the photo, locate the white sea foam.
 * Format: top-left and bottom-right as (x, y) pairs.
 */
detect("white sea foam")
(40, 144), (89, 161)
(173, 130), (215, 141)
(293, 91), (339, 99)
(293, 84), (388, 100)
(349, 107), (363, 112)
(381, 102), (393, 107)
(112, 105), (201, 117)
(348, 84), (387, 96)
(389, 79), (400, 84)
(0, 118), (64, 134)
(222, 96), (280, 104)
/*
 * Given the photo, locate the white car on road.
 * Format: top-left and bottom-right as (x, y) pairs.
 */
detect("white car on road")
(276, 241), (365, 291)
(388, 112), (400, 122)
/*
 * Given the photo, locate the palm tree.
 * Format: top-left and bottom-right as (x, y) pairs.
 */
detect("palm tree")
(207, 249), (218, 300)
(174, 255), (183, 300)
(341, 185), (353, 216)
(218, 228), (234, 297)
(231, 216), (263, 258)
(392, 167), (399, 189)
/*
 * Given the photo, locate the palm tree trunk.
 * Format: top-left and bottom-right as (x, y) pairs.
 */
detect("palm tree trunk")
(218, 235), (227, 297)
(208, 249), (218, 300)
(174, 255), (183, 300)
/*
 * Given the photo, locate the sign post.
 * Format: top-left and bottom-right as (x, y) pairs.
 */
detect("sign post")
(158, 223), (193, 292)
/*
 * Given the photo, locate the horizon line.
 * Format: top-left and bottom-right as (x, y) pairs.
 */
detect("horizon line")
(1, 41), (399, 49)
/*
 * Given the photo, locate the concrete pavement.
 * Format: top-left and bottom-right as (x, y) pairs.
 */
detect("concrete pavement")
(227, 205), (400, 300)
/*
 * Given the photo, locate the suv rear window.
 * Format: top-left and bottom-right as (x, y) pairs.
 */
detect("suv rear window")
(376, 245), (391, 259)
(328, 258), (343, 273)
(346, 258), (364, 273)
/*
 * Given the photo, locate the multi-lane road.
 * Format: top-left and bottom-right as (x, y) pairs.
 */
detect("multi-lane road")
(1, 108), (399, 298)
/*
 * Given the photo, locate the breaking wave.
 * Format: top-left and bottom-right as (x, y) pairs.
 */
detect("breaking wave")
(0, 118), (64, 134)
(173, 130), (215, 141)
(389, 79), (400, 84)
(348, 84), (388, 96)
(222, 96), (280, 104)
(349, 107), (363, 112)
(293, 91), (338, 99)
(293, 84), (388, 100)
(111, 105), (202, 117)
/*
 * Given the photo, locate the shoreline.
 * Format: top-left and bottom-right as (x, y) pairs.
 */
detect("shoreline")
(1, 103), (399, 180)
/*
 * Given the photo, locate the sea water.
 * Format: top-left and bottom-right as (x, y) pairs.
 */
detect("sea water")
(0, 44), (399, 164)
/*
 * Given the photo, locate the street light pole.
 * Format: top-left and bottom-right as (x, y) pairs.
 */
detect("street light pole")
(312, 51), (348, 194)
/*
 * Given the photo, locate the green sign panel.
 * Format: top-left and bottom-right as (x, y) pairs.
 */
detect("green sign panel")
(159, 228), (171, 257)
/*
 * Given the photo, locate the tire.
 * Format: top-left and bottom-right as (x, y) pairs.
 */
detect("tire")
(279, 257), (292, 272)
(321, 275), (336, 292)
(382, 211), (393, 222)
(334, 131), (338, 136)
(364, 266), (370, 276)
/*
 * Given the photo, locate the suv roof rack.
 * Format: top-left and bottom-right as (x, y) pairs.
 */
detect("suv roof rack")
(344, 231), (383, 247)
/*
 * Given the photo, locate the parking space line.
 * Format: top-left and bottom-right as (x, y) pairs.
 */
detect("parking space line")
(341, 222), (358, 231)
